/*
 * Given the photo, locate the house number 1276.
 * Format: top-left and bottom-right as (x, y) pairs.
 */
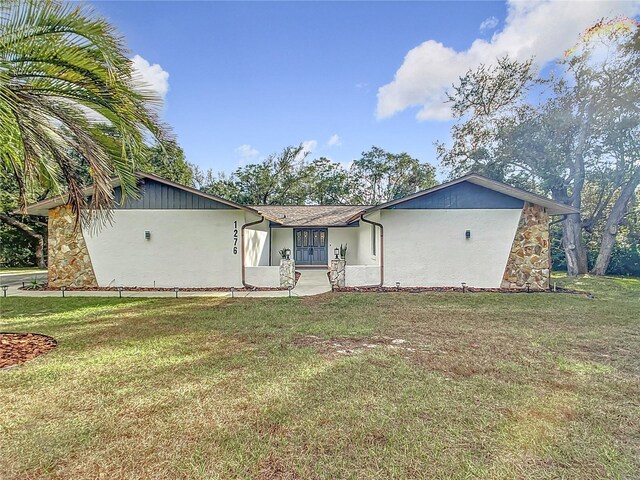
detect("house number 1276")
(232, 221), (238, 254)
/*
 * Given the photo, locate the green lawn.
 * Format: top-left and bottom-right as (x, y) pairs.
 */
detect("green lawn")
(1, 276), (639, 479)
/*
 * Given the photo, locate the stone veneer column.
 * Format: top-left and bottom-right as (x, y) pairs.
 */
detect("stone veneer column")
(501, 202), (550, 290)
(329, 259), (346, 288)
(279, 259), (296, 288)
(48, 206), (98, 288)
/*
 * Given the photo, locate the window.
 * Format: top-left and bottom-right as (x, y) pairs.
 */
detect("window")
(371, 225), (376, 256)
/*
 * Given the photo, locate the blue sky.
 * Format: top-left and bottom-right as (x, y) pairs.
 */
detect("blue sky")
(92, 1), (639, 176)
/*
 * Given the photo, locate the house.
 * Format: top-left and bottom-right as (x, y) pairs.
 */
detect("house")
(24, 172), (577, 291)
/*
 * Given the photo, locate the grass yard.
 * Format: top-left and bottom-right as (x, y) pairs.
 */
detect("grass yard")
(1, 275), (639, 479)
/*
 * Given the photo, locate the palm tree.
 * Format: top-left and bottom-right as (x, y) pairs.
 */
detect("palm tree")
(0, 0), (170, 223)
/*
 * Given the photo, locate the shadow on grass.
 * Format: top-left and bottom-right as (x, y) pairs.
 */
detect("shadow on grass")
(2, 288), (639, 478)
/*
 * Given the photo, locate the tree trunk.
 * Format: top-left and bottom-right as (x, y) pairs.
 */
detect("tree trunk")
(562, 212), (589, 275)
(591, 169), (640, 275)
(552, 184), (589, 276)
(0, 213), (46, 268)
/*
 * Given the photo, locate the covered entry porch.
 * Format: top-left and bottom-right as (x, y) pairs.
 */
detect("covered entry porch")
(243, 205), (382, 287)
(271, 226), (355, 267)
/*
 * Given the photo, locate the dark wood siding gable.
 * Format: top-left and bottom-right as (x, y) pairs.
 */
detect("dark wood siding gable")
(111, 179), (233, 209)
(388, 181), (524, 210)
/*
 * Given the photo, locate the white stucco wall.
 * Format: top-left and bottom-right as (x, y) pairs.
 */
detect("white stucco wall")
(346, 265), (380, 286)
(83, 209), (250, 287)
(244, 220), (269, 267)
(328, 227), (358, 265)
(356, 211), (380, 265)
(245, 266), (280, 287)
(380, 209), (521, 288)
(270, 228), (293, 265)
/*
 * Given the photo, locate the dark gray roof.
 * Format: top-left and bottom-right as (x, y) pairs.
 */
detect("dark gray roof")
(354, 174), (579, 218)
(25, 172), (577, 219)
(23, 172), (267, 218)
(250, 205), (369, 227)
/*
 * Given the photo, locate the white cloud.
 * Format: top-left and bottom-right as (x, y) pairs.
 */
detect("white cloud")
(294, 140), (318, 161)
(376, 0), (640, 121)
(301, 140), (317, 155)
(131, 54), (170, 100)
(327, 134), (342, 147)
(479, 16), (499, 32)
(235, 144), (259, 163)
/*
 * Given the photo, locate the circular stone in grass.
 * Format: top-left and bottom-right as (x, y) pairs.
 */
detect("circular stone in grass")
(0, 333), (57, 369)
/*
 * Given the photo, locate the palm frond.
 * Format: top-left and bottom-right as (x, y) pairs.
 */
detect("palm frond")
(0, 0), (171, 225)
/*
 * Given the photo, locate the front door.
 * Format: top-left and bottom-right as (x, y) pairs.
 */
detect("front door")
(294, 228), (328, 266)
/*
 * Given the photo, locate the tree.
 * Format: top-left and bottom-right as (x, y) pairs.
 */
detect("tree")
(0, 169), (47, 268)
(437, 19), (639, 276)
(139, 141), (195, 186)
(349, 146), (437, 204)
(0, 0), (170, 224)
(197, 146), (436, 206)
(199, 145), (309, 204)
(196, 170), (243, 203)
(201, 152), (354, 205)
(301, 157), (354, 204)
(581, 22), (640, 274)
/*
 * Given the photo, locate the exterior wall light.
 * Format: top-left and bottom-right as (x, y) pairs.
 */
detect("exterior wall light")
(334, 247), (340, 259)
(465, 230), (471, 239)
(144, 230), (151, 240)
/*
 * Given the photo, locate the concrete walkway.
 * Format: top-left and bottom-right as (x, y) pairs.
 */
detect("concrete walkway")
(291, 268), (332, 296)
(0, 269), (332, 299)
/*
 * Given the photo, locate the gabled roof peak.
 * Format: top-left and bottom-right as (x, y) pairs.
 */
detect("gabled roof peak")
(356, 173), (579, 218)
(22, 171), (273, 219)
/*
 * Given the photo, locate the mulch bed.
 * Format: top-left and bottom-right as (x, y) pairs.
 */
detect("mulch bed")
(1, 333), (58, 369)
(333, 286), (587, 295)
(23, 272), (303, 293)
(36, 286), (285, 292)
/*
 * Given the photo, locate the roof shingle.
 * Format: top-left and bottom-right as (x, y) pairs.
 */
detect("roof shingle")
(250, 205), (369, 227)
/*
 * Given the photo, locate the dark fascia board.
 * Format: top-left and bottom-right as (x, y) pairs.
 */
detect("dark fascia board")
(20, 171), (283, 223)
(348, 174), (580, 220)
(269, 222), (361, 228)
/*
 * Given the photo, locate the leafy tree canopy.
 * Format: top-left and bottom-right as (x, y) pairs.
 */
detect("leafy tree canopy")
(437, 18), (639, 276)
(198, 145), (436, 206)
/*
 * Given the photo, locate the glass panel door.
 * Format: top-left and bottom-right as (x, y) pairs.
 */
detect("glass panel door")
(294, 228), (328, 265)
